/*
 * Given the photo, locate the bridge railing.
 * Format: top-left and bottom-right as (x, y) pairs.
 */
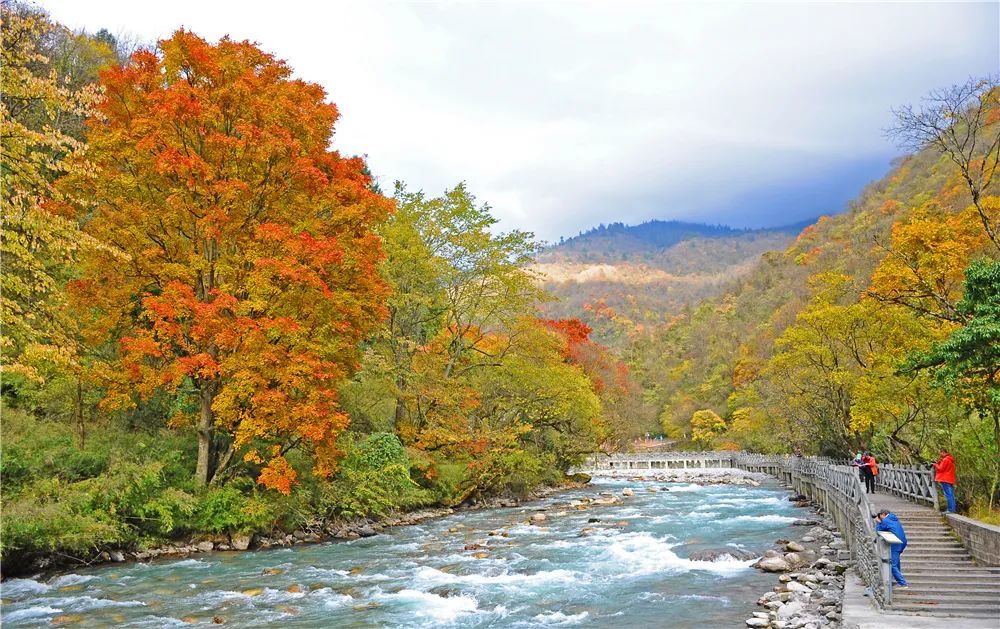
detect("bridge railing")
(876, 464), (937, 509)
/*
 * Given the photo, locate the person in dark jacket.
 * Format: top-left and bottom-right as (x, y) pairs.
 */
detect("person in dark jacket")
(932, 449), (957, 513)
(860, 452), (878, 494)
(875, 509), (908, 588)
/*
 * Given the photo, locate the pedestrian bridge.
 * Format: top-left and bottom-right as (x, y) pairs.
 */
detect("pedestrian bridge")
(576, 451), (999, 619)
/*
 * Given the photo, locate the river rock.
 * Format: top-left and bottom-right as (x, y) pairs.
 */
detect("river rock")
(756, 556), (791, 572)
(622, 488), (634, 496)
(110, 550), (125, 562)
(690, 549), (758, 562)
(745, 619), (769, 627)
(785, 581), (811, 594)
(783, 550), (816, 568)
(786, 541), (804, 552)
(778, 600), (805, 619)
(530, 513), (547, 524)
(196, 541), (215, 552)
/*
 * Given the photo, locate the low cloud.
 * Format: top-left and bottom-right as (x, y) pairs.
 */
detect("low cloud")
(44, 0), (1000, 240)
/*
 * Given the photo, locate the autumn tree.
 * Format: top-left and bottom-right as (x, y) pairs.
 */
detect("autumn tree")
(542, 318), (646, 448)
(869, 202), (994, 322)
(690, 409), (725, 447)
(62, 31), (390, 491)
(1, 1), (106, 382)
(384, 184), (542, 440)
(887, 76), (1000, 251)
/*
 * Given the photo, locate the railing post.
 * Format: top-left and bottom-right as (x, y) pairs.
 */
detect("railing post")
(877, 538), (893, 607)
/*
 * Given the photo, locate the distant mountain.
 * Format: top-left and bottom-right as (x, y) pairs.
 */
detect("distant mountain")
(548, 219), (809, 263)
(534, 219), (809, 344)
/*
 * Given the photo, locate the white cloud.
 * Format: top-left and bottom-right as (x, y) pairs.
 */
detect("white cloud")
(41, 0), (1000, 240)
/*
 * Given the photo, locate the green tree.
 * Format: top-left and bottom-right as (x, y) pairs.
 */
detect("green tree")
(911, 259), (1000, 507)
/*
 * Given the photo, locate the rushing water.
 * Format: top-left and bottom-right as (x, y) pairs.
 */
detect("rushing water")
(1, 475), (803, 628)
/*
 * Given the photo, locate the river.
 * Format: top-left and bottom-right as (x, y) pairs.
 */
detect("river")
(1, 475), (803, 627)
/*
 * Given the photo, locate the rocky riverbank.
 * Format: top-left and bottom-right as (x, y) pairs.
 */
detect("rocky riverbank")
(14, 482), (581, 579)
(745, 494), (849, 628)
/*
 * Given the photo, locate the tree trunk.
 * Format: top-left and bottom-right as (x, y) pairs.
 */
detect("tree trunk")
(394, 376), (407, 427)
(196, 384), (214, 487)
(76, 377), (85, 449)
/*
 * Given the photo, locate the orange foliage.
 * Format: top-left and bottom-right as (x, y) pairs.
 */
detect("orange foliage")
(63, 31), (391, 492)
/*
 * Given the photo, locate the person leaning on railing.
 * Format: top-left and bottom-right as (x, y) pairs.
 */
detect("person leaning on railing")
(931, 449), (958, 513)
(874, 508), (909, 589)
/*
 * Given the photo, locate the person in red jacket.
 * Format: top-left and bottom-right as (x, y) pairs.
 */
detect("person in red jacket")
(860, 452), (878, 494)
(932, 449), (957, 513)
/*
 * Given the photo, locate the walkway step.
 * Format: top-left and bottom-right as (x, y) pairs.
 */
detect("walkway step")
(897, 591), (1000, 601)
(903, 570), (1000, 589)
(891, 602), (1000, 616)
(904, 572), (1000, 580)
(904, 564), (1000, 570)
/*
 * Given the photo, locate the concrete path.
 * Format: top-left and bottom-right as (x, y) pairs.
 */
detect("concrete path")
(841, 573), (998, 628)
(844, 490), (1000, 622)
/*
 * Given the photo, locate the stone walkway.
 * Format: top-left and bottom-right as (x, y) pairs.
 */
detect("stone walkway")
(844, 490), (1000, 622)
(841, 573), (997, 628)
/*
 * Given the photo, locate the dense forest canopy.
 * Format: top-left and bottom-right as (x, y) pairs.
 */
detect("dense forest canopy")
(1, 1), (997, 577)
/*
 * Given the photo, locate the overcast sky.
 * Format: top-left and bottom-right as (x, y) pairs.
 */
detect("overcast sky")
(42, 1), (1000, 241)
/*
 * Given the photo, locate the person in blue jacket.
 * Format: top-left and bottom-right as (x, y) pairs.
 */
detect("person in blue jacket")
(874, 508), (909, 588)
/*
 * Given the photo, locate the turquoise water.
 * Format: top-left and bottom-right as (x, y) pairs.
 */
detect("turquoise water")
(1, 476), (802, 627)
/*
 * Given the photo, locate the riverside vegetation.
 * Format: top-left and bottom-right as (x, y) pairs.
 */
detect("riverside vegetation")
(0, 3), (646, 575)
(2, 0), (999, 580)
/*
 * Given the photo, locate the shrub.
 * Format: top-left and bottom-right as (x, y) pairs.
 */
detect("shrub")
(194, 483), (274, 534)
(318, 433), (426, 518)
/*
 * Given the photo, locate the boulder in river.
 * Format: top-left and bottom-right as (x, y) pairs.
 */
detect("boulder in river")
(689, 549), (758, 562)
(530, 513), (547, 524)
(622, 488), (634, 496)
(756, 556), (791, 572)
(786, 542), (805, 552)
(231, 535), (252, 551)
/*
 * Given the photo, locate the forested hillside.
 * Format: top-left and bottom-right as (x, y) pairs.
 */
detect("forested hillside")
(536, 223), (800, 345)
(627, 80), (1000, 518)
(0, 3), (646, 574)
